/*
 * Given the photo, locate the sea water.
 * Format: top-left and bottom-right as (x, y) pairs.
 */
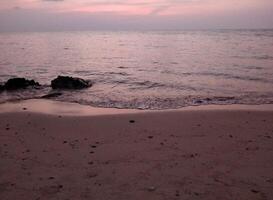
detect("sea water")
(0, 30), (273, 109)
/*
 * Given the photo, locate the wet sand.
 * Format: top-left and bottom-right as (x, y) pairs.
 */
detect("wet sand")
(0, 100), (273, 200)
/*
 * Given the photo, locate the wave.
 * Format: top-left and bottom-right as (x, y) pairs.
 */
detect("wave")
(1, 85), (273, 110)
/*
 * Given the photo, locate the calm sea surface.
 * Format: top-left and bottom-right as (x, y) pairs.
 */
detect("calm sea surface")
(0, 30), (273, 109)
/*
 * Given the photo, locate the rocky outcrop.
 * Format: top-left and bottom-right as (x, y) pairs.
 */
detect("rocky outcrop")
(51, 76), (92, 89)
(3, 78), (40, 90)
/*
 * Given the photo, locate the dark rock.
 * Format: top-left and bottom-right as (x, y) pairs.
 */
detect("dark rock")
(175, 190), (180, 197)
(41, 92), (63, 99)
(51, 76), (92, 89)
(3, 78), (40, 90)
(147, 186), (156, 192)
(0, 84), (4, 92)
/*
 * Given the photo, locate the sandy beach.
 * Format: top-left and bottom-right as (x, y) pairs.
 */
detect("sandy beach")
(0, 100), (273, 200)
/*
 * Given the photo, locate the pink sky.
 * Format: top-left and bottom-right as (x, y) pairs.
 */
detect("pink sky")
(0, 0), (273, 31)
(1, 0), (272, 15)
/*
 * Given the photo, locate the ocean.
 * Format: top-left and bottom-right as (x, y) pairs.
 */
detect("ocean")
(0, 30), (273, 109)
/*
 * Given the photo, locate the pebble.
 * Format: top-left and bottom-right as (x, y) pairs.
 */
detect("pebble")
(147, 186), (156, 192)
(251, 189), (259, 193)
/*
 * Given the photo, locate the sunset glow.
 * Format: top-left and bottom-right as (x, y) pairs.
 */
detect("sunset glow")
(1, 0), (272, 15)
(0, 0), (272, 31)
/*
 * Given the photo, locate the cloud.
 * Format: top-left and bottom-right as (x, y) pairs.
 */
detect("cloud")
(149, 5), (170, 15)
(13, 6), (21, 10)
(42, 0), (64, 1)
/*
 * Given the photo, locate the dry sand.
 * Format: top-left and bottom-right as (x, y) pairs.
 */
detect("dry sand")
(0, 100), (273, 200)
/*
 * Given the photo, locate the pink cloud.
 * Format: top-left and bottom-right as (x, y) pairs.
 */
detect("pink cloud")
(1, 0), (273, 17)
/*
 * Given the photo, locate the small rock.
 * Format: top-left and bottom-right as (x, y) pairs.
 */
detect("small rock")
(3, 78), (40, 90)
(51, 76), (92, 89)
(266, 178), (273, 183)
(147, 186), (156, 192)
(88, 173), (98, 178)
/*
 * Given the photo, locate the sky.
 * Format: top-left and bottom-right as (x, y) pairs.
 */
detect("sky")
(0, 0), (273, 31)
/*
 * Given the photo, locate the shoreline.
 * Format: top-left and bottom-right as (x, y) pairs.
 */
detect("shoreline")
(1, 99), (273, 116)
